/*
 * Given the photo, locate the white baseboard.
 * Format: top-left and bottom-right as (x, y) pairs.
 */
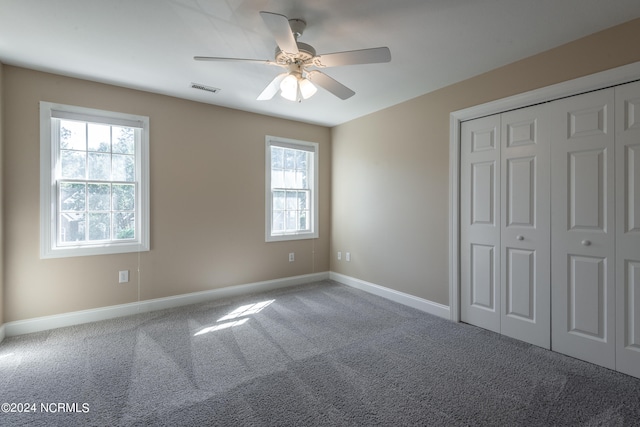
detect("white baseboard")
(2, 271), (450, 338)
(3, 272), (330, 338)
(330, 272), (450, 319)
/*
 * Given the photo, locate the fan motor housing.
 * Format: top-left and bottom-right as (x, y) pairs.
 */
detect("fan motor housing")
(275, 42), (316, 64)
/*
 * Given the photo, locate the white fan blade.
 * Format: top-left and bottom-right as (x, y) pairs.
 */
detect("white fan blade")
(306, 71), (355, 100)
(194, 56), (282, 67)
(313, 47), (391, 68)
(257, 73), (288, 100)
(260, 11), (299, 55)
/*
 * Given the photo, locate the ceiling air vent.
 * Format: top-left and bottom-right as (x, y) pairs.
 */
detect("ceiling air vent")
(190, 83), (221, 94)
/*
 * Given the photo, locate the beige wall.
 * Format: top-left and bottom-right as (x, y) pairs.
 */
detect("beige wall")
(3, 67), (330, 322)
(331, 18), (640, 305)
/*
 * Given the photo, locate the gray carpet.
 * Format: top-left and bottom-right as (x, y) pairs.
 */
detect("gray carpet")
(1, 280), (639, 426)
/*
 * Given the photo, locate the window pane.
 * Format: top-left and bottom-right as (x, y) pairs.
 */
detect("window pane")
(271, 170), (284, 188)
(112, 154), (135, 182)
(295, 170), (307, 188)
(272, 211), (284, 232)
(60, 120), (86, 151)
(60, 183), (86, 211)
(298, 191), (307, 210)
(112, 126), (135, 154)
(273, 191), (285, 210)
(271, 147), (284, 169)
(114, 212), (135, 239)
(60, 212), (86, 243)
(286, 191), (297, 210)
(284, 149), (295, 169)
(88, 183), (111, 211)
(284, 170), (296, 187)
(299, 211), (308, 230)
(295, 151), (307, 170)
(88, 213), (111, 241)
(61, 150), (86, 179)
(88, 152), (111, 180)
(286, 210), (296, 231)
(87, 123), (111, 152)
(113, 184), (135, 211)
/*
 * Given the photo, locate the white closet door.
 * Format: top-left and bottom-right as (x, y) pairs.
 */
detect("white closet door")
(550, 88), (616, 369)
(500, 105), (551, 349)
(615, 80), (640, 378)
(461, 115), (501, 333)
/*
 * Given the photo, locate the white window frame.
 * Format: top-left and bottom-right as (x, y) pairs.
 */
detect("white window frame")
(265, 135), (319, 242)
(40, 101), (150, 258)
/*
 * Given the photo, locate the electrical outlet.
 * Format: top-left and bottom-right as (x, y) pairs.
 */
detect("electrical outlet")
(289, 252), (295, 262)
(118, 270), (129, 283)
(337, 251), (342, 260)
(346, 252), (351, 262)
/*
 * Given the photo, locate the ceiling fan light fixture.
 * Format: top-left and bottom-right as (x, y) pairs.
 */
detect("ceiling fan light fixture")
(280, 73), (317, 102)
(299, 77), (317, 99)
(279, 74), (298, 101)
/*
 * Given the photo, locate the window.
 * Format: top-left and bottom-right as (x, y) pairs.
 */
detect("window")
(265, 136), (318, 242)
(40, 102), (150, 258)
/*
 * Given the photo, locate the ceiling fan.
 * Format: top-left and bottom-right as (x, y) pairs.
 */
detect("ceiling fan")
(194, 11), (391, 102)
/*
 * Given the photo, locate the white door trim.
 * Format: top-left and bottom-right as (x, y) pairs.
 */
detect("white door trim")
(449, 60), (640, 322)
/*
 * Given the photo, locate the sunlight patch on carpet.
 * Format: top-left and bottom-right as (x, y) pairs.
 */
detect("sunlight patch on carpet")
(194, 318), (249, 336)
(218, 300), (275, 322)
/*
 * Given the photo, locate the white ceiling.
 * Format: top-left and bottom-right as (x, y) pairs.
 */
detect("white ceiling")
(1, 0), (640, 127)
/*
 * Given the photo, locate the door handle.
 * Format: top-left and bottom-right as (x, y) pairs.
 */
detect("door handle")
(581, 240), (591, 246)
(516, 235), (524, 241)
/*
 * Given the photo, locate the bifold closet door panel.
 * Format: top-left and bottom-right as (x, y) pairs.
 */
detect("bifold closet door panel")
(461, 115), (501, 333)
(615, 80), (640, 378)
(500, 105), (551, 349)
(550, 88), (616, 370)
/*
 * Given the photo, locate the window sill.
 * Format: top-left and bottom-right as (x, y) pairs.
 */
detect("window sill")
(41, 242), (150, 259)
(266, 232), (319, 243)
